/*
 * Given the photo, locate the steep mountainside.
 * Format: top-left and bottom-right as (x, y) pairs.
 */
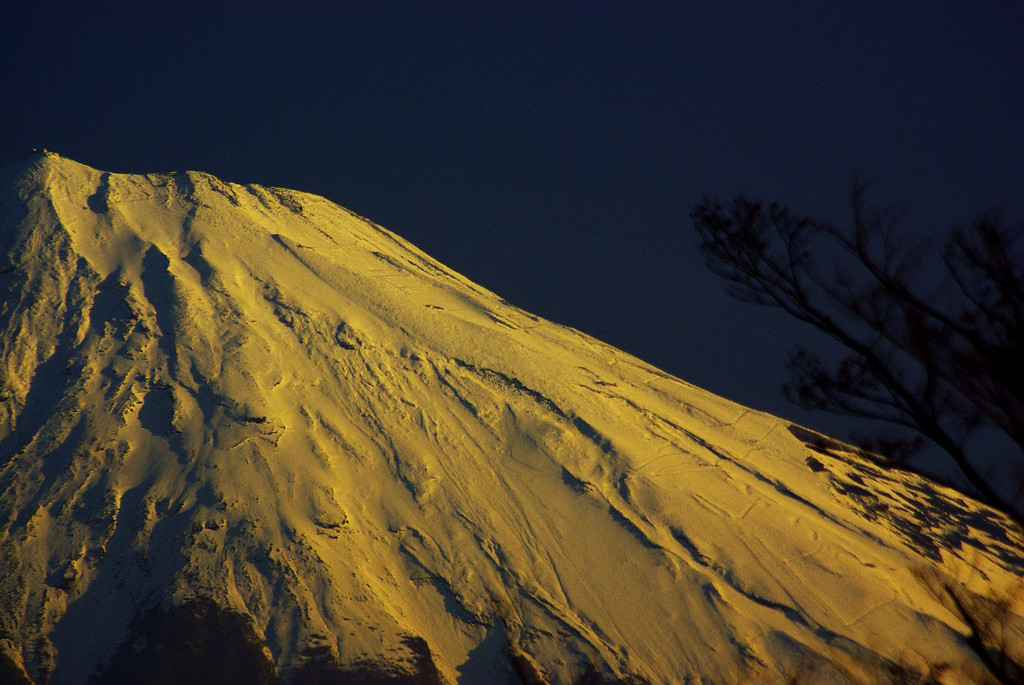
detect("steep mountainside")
(0, 153), (1022, 684)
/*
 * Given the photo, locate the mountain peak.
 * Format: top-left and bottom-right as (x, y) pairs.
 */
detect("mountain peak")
(1, 157), (1022, 684)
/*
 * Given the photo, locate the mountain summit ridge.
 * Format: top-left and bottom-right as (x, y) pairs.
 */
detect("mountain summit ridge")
(1, 153), (1021, 684)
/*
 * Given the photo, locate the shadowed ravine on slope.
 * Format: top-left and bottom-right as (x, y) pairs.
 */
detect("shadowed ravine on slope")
(0, 153), (1022, 684)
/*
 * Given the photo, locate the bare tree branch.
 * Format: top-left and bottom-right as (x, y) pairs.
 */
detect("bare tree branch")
(691, 186), (1024, 518)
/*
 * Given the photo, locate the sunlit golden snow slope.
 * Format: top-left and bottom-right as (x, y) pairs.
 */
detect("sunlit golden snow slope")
(1, 153), (1022, 684)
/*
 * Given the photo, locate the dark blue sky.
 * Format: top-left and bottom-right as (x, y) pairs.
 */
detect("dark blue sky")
(2, 2), (1022, 463)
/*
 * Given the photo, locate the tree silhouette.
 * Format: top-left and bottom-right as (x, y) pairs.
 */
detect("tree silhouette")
(690, 182), (1024, 517)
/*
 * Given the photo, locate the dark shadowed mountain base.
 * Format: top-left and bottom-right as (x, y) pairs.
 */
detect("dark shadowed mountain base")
(90, 601), (449, 685)
(292, 636), (445, 685)
(88, 599), (278, 685)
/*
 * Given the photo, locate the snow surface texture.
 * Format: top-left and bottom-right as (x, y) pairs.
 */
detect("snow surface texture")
(0, 153), (1022, 684)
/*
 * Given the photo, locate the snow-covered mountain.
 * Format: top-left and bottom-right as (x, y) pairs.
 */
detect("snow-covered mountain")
(0, 153), (1021, 684)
